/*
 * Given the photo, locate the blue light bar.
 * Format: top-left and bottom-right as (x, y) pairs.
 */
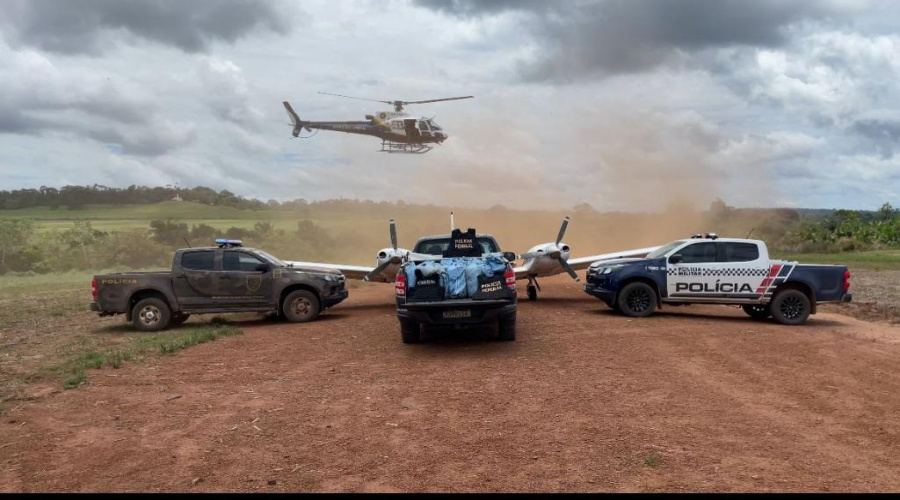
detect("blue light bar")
(215, 238), (243, 247)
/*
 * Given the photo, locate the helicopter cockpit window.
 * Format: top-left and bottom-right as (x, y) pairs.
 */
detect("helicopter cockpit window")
(427, 120), (441, 130)
(418, 120), (429, 131)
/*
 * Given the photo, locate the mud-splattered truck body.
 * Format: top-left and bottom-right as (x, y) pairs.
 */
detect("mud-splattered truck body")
(90, 240), (347, 331)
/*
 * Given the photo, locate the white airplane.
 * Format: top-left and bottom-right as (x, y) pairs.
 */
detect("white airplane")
(288, 214), (659, 300)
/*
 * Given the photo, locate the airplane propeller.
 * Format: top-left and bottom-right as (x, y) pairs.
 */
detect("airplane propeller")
(365, 219), (406, 281)
(518, 216), (580, 282)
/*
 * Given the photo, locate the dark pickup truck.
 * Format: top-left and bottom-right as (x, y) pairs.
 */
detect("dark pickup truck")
(394, 229), (518, 343)
(90, 239), (348, 331)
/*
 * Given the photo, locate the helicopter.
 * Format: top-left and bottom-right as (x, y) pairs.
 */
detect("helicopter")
(282, 92), (473, 154)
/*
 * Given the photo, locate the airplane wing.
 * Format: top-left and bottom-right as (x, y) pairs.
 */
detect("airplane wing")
(566, 246), (661, 271)
(513, 265), (531, 280)
(284, 261), (374, 281)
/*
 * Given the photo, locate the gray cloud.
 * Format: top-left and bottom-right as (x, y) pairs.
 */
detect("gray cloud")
(852, 116), (900, 159)
(416, 0), (851, 81)
(0, 0), (291, 54)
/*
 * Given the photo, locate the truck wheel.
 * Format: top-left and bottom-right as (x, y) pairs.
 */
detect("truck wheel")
(770, 289), (811, 325)
(171, 313), (191, 326)
(498, 313), (516, 341)
(742, 304), (771, 320)
(527, 285), (537, 301)
(400, 319), (421, 344)
(282, 290), (320, 323)
(616, 282), (657, 318)
(132, 298), (172, 332)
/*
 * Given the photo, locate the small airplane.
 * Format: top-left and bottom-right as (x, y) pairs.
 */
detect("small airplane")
(282, 92), (473, 154)
(288, 215), (660, 301)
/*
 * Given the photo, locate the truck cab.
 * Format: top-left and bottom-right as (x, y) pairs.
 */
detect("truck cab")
(583, 234), (852, 325)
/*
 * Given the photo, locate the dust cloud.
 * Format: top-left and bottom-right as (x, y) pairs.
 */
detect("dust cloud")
(348, 103), (779, 256)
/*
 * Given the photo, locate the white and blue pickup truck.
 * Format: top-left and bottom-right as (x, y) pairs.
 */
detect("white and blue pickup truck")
(582, 234), (852, 325)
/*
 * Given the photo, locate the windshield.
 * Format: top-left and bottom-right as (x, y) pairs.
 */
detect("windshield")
(427, 120), (441, 130)
(646, 240), (686, 259)
(414, 237), (499, 255)
(252, 249), (288, 267)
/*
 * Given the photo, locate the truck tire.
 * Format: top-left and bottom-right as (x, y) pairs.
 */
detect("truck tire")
(498, 313), (516, 341)
(132, 297), (172, 332)
(742, 304), (771, 320)
(171, 313), (191, 326)
(616, 282), (657, 318)
(282, 290), (320, 323)
(400, 318), (421, 344)
(770, 289), (811, 325)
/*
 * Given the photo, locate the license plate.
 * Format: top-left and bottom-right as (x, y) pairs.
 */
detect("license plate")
(443, 309), (472, 319)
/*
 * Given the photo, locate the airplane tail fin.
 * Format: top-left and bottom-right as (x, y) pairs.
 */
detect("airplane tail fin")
(282, 101), (305, 137)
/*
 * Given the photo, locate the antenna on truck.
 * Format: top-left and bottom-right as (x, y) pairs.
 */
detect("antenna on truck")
(450, 211), (455, 232)
(183, 236), (193, 248)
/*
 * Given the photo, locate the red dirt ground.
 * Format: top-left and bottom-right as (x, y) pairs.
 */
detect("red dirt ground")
(2, 276), (899, 492)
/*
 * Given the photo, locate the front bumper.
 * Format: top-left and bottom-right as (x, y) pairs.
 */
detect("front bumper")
(323, 289), (349, 308)
(583, 282), (615, 304)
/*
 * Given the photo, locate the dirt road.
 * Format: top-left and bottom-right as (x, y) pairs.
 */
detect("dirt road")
(2, 276), (899, 492)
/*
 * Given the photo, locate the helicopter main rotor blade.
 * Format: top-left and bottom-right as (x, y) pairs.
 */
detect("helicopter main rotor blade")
(401, 96), (474, 105)
(318, 92), (392, 105)
(389, 218), (398, 251)
(556, 216), (570, 246)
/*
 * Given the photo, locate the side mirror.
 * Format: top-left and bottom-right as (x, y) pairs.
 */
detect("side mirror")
(502, 251), (517, 262)
(669, 254), (683, 265)
(255, 263), (271, 272)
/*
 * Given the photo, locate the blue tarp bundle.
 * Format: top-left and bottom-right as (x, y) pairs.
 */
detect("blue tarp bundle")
(405, 253), (508, 299)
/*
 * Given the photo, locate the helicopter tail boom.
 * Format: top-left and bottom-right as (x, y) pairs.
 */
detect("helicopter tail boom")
(282, 101), (306, 137)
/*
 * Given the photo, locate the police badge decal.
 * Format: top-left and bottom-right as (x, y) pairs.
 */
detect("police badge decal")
(246, 274), (263, 293)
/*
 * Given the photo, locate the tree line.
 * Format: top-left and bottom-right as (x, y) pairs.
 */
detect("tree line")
(0, 184), (430, 212)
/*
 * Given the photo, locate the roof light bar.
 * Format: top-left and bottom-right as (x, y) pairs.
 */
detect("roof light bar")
(215, 238), (243, 247)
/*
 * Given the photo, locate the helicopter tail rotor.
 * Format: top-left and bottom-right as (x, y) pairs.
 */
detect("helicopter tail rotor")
(282, 101), (307, 137)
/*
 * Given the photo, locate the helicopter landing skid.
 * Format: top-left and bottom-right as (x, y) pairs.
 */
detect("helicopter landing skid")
(380, 141), (433, 154)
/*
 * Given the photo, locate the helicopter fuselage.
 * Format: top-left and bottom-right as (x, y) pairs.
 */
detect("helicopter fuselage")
(303, 111), (448, 144)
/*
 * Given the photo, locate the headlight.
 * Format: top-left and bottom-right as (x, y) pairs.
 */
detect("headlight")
(602, 267), (613, 274)
(323, 274), (341, 282)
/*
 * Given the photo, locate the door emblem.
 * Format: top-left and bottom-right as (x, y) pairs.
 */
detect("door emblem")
(246, 274), (263, 293)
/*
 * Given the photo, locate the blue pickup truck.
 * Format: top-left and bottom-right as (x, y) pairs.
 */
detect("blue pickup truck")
(583, 234), (852, 325)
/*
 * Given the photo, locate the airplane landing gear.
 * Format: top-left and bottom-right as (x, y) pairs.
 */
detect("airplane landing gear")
(526, 277), (541, 301)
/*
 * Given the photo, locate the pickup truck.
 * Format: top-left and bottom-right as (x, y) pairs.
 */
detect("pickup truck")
(583, 234), (852, 325)
(394, 229), (518, 343)
(90, 239), (348, 331)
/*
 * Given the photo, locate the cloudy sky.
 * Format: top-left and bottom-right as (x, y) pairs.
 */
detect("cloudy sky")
(0, 0), (897, 210)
